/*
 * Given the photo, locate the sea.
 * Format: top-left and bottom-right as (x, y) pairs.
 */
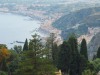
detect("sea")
(0, 12), (40, 49)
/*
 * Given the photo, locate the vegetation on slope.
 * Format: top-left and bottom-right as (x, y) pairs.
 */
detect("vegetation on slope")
(0, 33), (99, 75)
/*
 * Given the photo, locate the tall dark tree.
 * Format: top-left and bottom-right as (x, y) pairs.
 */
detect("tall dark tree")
(80, 38), (88, 60)
(77, 54), (88, 75)
(68, 35), (79, 75)
(23, 39), (28, 51)
(58, 41), (71, 75)
(97, 47), (100, 58)
(68, 35), (79, 55)
(52, 43), (59, 66)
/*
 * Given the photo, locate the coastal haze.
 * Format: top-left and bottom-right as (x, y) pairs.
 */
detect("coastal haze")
(0, 0), (100, 50)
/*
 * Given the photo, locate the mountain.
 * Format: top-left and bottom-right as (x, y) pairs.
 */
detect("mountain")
(52, 7), (100, 40)
(88, 32), (100, 59)
(52, 6), (100, 59)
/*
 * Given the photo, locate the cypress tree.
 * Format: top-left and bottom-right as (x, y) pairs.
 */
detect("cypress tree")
(97, 47), (100, 58)
(58, 41), (71, 74)
(68, 35), (79, 75)
(68, 35), (79, 55)
(23, 39), (28, 51)
(80, 38), (88, 60)
(77, 54), (88, 75)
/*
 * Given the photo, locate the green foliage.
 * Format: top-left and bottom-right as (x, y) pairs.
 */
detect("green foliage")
(14, 50), (56, 75)
(0, 58), (9, 72)
(90, 58), (100, 74)
(29, 34), (43, 52)
(68, 35), (79, 75)
(82, 69), (94, 75)
(45, 33), (56, 60)
(1, 33), (99, 75)
(14, 34), (56, 75)
(23, 39), (28, 51)
(58, 41), (71, 73)
(0, 44), (7, 49)
(80, 38), (88, 60)
(57, 35), (87, 75)
(13, 45), (22, 54)
(97, 47), (100, 58)
(29, 40), (33, 50)
(77, 54), (88, 75)
(35, 58), (56, 75)
(7, 50), (21, 75)
(52, 43), (59, 67)
(68, 35), (79, 55)
(58, 35), (88, 75)
(0, 71), (7, 75)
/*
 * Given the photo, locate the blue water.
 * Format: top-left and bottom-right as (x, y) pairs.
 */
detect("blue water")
(0, 13), (40, 48)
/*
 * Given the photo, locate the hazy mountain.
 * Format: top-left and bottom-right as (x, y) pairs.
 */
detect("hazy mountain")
(52, 7), (100, 40)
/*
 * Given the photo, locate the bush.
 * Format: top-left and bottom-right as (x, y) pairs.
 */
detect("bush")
(0, 71), (7, 75)
(82, 69), (94, 75)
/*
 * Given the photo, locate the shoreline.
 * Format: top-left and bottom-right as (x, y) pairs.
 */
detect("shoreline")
(0, 11), (63, 44)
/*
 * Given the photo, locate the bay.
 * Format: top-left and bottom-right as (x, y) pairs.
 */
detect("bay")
(0, 12), (40, 48)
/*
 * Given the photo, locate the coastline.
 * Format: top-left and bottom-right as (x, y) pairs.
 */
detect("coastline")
(0, 10), (63, 44)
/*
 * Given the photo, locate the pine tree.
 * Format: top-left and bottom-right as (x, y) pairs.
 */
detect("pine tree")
(58, 41), (71, 74)
(29, 34), (43, 57)
(46, 33), (56, 60)
(97, 47), (100, 58)
(80, 38), (88, 60)
(23, 39), (28, 51)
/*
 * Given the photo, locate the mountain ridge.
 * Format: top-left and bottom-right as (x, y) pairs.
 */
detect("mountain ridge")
(52, 7), (100, 40)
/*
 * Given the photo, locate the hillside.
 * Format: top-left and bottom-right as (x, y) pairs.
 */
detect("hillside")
(88, 32), (100, 59)
(52, 7), (100, 40)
